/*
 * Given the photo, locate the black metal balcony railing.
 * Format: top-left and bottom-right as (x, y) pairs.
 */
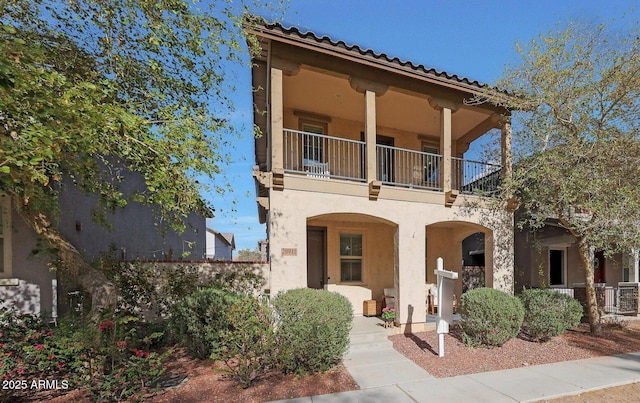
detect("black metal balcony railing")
(283, 129), (502, 195)
(376, 144), (442, 190)
(452, 157), (502, 195)
(283, 129), (366, 181)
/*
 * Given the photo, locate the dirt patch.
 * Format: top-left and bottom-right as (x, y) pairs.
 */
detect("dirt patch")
(389, 320), (640, 378)
(39, 348), (358, 403)
(152, 352), (358, 403)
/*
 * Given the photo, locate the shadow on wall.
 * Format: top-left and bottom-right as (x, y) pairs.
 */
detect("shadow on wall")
(0, 280), (41, 315)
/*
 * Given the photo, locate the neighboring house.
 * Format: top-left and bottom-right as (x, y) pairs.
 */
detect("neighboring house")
(257, 239), (268, 262)
(0, 172), (207, 318)
(248, 20), (516, 330)
(514, 219), (640, 291)
(205, 228), (236, 261)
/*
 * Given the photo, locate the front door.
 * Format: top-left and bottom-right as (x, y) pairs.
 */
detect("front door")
(307, 227), (327, 289)
(594, 251), (606, 283)
(376, 135), (395, 183)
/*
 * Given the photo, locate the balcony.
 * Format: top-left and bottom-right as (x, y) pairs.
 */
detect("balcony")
(284, 129), (366, 182)
(283, 129), (501, 196)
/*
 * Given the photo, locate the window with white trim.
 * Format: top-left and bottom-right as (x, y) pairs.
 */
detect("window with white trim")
(0, 194), (11, 277)
(340, 233), (362, 282)
(300, 121), (326, 164)
(422, 144), (439, 184)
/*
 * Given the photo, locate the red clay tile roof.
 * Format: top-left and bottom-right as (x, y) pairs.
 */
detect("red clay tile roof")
(253, 20), (489, 91)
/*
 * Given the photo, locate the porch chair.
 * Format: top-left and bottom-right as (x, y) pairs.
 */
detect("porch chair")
(382, 287), (395, 310)
(427, 284), (458, 315)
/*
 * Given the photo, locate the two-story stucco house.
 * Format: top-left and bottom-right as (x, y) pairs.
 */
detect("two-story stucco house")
(249, 20), (516, 331)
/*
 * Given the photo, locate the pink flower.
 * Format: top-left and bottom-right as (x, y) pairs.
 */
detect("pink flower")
(46, 330), (54, 337)
(57, 362), (66, 369)
(98, 320), (114, 332)
(16, 368), (24, 375)
(0, 343), (4, 348)
(117, 341), (127, 350)
(115, 373), (121, 378)
(48, 354), (55, 360)
(133, 349), (149, 358)
(34, 344), (45, 350)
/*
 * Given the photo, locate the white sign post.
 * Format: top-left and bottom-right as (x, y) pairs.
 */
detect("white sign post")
(435, 257), (458, 358)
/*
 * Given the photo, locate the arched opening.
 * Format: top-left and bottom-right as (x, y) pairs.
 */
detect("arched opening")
(307, 213), (398, 316)
(426, 221), (493, 298)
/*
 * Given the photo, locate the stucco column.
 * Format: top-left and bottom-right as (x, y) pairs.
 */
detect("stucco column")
(501, 117), (513, 181)
(270, 67), (284, 172)
(491, 212), (515, 294)
(396, 219), (426, 332)
(484, 231), (494, 289)
(365, 90), (377, 183)
(440, 107), (452, 192)
(267, 191), (307, 296)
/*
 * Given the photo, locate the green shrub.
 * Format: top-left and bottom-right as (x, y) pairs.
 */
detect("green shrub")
(214, 298), (275, 388)
(272, 289), (352, 375)
(97, 246), (266, 318)
(169, 288), (243, 359)
(459, 287), (524, 347)
(519, 288), (582, 341)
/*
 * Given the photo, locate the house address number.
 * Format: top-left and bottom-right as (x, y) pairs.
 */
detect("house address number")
(281, 248), (297, 256)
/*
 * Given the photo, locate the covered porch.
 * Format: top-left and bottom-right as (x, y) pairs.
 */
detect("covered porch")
(301, 212), (500, 329)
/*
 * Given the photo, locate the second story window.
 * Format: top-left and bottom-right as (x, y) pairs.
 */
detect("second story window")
(301, 122), (325, 164)
(423, 145), (439, 184)
(340, 233), (362, 282)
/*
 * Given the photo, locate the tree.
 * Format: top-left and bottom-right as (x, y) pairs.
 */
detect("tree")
(236, 248), (264, 261)
(478, 20), (640, 335)
(0, 1), (278, 316)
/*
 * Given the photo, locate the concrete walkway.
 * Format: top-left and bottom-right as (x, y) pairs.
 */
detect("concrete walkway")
(270, 316), (640, 403)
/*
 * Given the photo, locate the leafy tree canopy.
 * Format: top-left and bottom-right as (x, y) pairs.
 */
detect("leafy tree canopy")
(1, 0), (276, 231)
(0, 0), (280, 314)
(487, 19), (640, 253)
(477, 18), (640, 335)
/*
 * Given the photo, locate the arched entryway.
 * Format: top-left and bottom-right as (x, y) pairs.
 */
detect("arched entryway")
(426, 221), (493, 298)
(307, 213), (398, 316)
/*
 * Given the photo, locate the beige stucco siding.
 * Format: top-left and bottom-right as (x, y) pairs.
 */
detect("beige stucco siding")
(267, 185), (514, 326)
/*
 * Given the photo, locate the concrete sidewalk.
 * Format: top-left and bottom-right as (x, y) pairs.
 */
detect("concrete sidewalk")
(270, 317), (640, 403)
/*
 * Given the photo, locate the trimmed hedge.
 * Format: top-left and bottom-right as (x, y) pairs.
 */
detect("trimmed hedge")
(459, 287), (524, 347)
(272, 288), (353, 375)
(519, 288), (582, 341)
(169, 287), (243, 359)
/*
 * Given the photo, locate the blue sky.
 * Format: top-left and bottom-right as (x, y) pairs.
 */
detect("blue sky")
(205, 0), (638, 252)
